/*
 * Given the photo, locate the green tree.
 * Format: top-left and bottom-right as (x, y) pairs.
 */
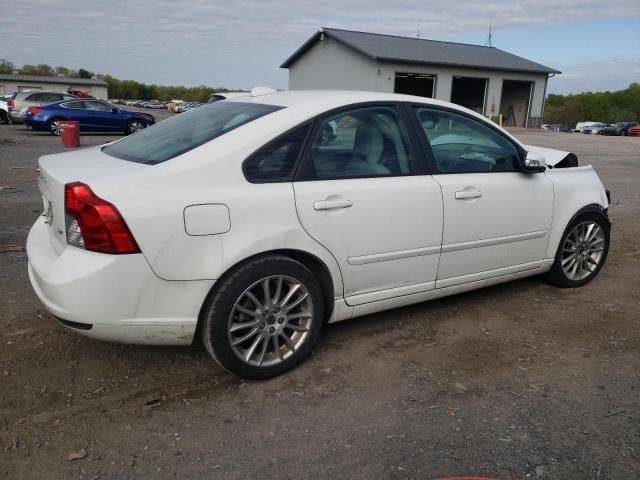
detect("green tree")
(78, 68), (94, 79)
(20, 63), (55, 76)
(0, 59), (16, 74)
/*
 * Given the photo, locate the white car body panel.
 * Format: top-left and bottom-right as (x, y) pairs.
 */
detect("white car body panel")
(293, 176), (443, 304)
(27, 90), (609, 345)
(433, 172), (554, 285)
(543, 165), (608, 259)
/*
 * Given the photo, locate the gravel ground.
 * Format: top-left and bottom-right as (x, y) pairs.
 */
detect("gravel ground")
(1, 112), (639, 479)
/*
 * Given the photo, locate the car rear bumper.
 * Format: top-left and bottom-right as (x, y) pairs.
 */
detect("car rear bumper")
(27, 216), (214, 345)
(24, 117), (48, 130)
(9, 111), (24, 123)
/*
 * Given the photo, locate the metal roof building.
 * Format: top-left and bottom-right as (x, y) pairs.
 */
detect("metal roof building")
(281, 28), (561, 127)
(0, 74), (108, 99)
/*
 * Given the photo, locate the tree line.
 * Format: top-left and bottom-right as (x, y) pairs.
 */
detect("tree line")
(544, 83), (640, 125)
(0, 59), (237, 102)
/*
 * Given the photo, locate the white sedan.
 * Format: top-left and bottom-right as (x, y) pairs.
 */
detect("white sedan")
(27, 89), (611, 379)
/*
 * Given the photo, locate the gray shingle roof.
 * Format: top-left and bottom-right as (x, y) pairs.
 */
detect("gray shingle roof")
(281, 28), (560, 75)
(0, 74), (108, 86)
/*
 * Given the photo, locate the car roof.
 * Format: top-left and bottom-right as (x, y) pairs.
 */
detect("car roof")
(227, 89), (452, 109)
(226, 89), (508, 137)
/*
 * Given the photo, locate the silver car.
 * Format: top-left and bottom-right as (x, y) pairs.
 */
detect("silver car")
(8, 90), (77, 123)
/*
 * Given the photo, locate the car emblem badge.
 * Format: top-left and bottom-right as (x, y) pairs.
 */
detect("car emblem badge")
(42, 201), (53, 225)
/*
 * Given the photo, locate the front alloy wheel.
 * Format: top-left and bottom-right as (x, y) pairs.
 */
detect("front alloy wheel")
(202, 256), (324, 379)
(560, 221), (606, 281)
(546, 212), (610, 288)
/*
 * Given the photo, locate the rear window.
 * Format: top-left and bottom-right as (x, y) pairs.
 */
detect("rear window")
(103, 101), (282, 165)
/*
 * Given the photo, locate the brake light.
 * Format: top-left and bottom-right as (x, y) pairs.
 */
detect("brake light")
(64, 182), (140, 254)
(9, 100), (14, 109)
(29, 107), (43, 116)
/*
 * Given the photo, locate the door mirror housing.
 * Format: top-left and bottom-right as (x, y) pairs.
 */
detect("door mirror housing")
(522, 151), (547, 173)
(112, 108), (119, 113)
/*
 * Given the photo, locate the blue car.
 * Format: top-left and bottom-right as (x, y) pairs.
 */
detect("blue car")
(24, 99), (155, 136)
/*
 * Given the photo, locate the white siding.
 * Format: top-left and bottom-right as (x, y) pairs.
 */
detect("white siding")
(289, 37), (378, 91)
(287, 42), (548, 127)
(375, 62), (547, 123)
(0, 80), (108, 99)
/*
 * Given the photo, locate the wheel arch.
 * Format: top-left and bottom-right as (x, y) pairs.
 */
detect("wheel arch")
(546, 202), (610, 260)
(194, 248), (336, 344)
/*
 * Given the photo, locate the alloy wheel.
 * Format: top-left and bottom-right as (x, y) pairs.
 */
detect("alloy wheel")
(227, 275), (314, 368)
(50, 120), (61, 135)
(129, 121), (144, 133)
(560, 221), (606, 281)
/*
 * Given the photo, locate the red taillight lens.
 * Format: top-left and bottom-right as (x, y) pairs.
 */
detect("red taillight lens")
(64, 182), (140, 254)
(29, 107), (43, 116)
(9, 100), (14, 108)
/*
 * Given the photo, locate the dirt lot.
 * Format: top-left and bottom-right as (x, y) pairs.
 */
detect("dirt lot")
(1, 114), (639, 479)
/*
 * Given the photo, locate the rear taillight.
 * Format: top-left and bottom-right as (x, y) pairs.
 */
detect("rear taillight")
(29, 107), (43, 116)
(9, 100), (14, 109)
(64, 182), (140, 254)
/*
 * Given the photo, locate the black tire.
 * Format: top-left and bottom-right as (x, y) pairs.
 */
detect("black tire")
(126, 120), (145, 135)
(545, 211), (610, 288)
(201, 255), (325, 379)
(0, 110), (8, 125)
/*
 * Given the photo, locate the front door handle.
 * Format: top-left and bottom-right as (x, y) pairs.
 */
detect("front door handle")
(455, 189), (482, 200)
(313, 199), (353, 211)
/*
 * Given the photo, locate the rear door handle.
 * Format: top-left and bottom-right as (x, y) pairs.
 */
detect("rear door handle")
(313, 199), (353, 211)
(455, 189), (482, 200)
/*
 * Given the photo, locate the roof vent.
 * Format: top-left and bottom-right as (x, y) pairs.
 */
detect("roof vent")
(250, 86), (277, 97)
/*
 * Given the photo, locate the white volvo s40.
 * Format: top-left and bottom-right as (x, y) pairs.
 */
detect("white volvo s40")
(27, 89), (611, 379)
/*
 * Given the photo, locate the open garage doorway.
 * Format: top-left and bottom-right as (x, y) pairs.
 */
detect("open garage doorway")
(500, 80), (533, 127)
(394, 72), (435, 98)
(450, 76), (487, 114)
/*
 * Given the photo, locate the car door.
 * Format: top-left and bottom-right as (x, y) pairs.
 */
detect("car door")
(293, 104), (443, 305)
(84, 100), (117, 130)
(409, 105), (554, 288)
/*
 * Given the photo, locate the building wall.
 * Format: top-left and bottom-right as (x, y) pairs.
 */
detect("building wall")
(289, 37), (378, 91)
(0, 80), (108, 99)
(375, 61), (547, 126)
(287, 43), (548, 127)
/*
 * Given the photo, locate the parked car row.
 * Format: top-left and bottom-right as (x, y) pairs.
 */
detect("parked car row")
(111, 99), (168, 109)
(172, 102), (205, 113)
(573, 121), (638, 136)
(542, 121), (639, 135)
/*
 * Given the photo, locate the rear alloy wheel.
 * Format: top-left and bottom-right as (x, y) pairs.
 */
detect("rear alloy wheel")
(545, 212), (610, 288)
(202, 256), (324, 379)
(126, 120), (145, 135)
(48, 119), (62, 136)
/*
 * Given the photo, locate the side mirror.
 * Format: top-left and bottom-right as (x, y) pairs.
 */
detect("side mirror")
(112, 108), (119, 113)
(522, 151), (547, 173)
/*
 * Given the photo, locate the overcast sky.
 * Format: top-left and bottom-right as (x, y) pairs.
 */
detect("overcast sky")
(1, 0), (639, 94)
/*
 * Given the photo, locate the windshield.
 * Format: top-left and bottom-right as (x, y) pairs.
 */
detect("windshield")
(103, 101), (282, 164)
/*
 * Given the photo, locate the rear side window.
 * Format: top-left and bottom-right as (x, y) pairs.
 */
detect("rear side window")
(103, 101), (283, 165)
(243, 124), (310, 182)
(62, 101), (85, 109)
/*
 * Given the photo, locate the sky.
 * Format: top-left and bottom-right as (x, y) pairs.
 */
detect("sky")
(1, 0), (639, 95)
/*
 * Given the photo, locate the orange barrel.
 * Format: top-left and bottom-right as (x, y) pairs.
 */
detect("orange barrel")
(59, 121), (80, 147)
